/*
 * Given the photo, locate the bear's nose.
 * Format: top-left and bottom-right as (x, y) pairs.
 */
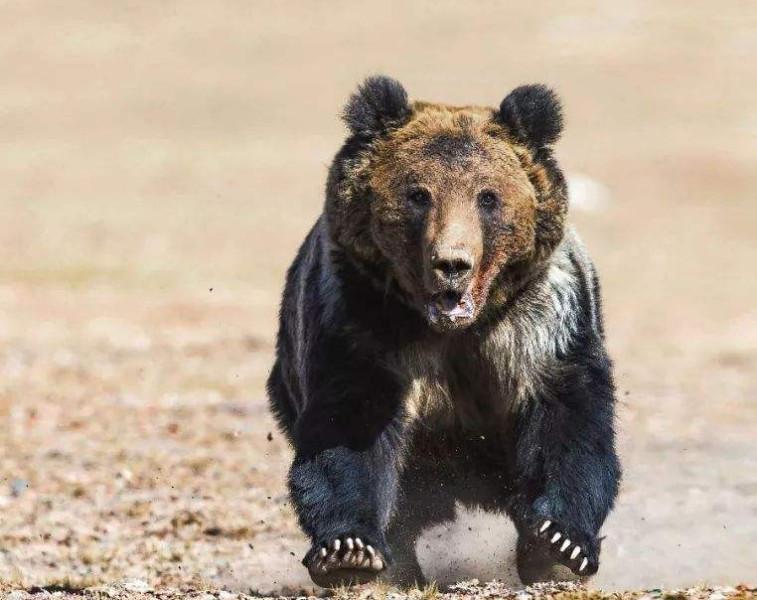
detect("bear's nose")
(432, 250), (473, 281)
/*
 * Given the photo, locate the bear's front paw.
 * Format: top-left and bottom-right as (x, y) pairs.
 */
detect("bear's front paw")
(305, 535), (387, 587)
(535, 518), (599, 576)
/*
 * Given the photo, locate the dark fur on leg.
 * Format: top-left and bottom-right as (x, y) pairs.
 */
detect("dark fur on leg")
(283, 332), (409, 583)
(267, 222), (419, 585)
(508, 269), (620, 577)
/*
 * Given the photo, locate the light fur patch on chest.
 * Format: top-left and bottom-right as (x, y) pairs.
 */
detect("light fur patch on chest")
(390, 344), (454, 426)
(480, 251), (579, 407)
(392, 235), (583, 428)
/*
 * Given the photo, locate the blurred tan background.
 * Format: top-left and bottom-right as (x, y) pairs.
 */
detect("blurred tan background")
(1, 0), (755, 594)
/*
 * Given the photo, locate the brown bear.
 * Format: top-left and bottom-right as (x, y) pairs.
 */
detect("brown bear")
(267, 76), (620, 587)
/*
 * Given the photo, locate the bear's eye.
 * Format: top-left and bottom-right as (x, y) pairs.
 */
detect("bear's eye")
(477, 190), (499, 211)
(407, 188), (432, 208)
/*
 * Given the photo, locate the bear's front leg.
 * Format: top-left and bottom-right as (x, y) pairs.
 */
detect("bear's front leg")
(509, 351), (621, 581)
(288, 359), (407, 587)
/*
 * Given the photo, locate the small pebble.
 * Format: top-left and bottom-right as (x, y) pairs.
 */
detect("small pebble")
(10, 478), (28, 497)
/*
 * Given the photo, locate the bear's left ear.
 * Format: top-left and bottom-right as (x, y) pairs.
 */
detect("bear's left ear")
(342, 75), (411, 138)
(496, 84), (563, 149)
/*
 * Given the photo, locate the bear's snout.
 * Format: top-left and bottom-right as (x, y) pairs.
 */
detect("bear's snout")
(425, 204), (482, 295)
(425, 245), (479, 328)
(430, 247), (474, 290)
(421, 207), (483, 329)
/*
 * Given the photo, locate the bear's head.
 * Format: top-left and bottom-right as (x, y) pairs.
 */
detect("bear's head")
(326, 76), (568, 332)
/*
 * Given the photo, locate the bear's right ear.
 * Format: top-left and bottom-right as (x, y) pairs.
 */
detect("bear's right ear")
(342, 75), (411, 138)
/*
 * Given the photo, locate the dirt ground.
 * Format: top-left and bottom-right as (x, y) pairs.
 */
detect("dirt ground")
(1, 1), (756, 598)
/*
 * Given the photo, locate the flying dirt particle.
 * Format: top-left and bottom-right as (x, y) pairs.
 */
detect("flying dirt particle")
(209, 287), (214, 292)
(267, 432), (273, 441)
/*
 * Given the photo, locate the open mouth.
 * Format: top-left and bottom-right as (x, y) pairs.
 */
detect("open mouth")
(426, 289), (475, 325)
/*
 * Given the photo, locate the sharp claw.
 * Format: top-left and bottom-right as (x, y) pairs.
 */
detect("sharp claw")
(355, 537), (364, 550)
(560, 539), (571, 552)
(550, 532), (561, 543)
(312, 556), (327, 573)
(571, 546), (581, 560)
(372, 556), (384, 571)
(319, 547), (327, 558)
(580, 557), (588, 572)
(346, 537), (354, 550)
(539, 520), (551, 533)
(366, 545), (375, 557)
(332, 539), (341, 552)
